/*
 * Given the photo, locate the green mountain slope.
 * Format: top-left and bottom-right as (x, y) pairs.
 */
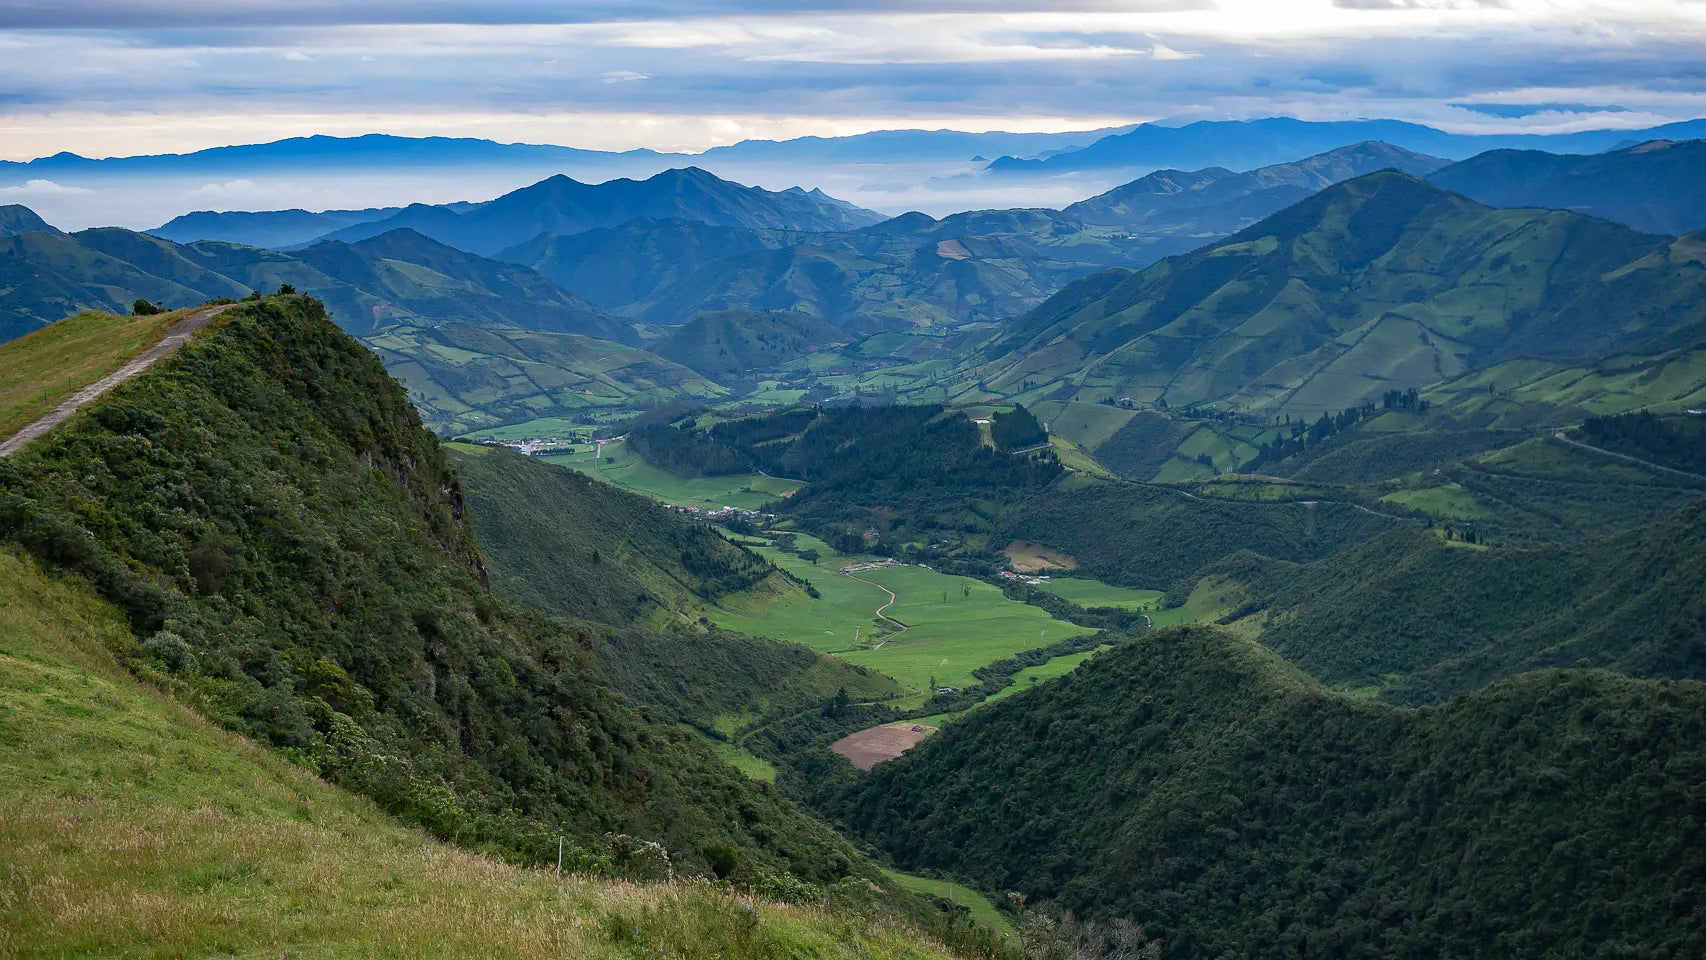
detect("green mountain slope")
(0, 295), (871, 884)
(450, 444), (777, 625)
(365, 322), (725, 435)
(832, 626), (1706, 959)
(0, 203), (60, 237)
(497, 217), (804, 308)
(653, 309), (849, 381)
(0, 546), (962, 960)
(1429, 138), (1706, 236)
(1212, 492), (1706, 704)
(984, 171), (1706, 416)
(450, 446), (901, 734)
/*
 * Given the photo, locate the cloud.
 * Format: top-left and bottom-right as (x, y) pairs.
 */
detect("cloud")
(0, 0), (1704, 163)
(0, 178), (92, 196)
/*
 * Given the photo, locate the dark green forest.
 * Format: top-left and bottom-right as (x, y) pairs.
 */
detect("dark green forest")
(832, 627), (1706, 960)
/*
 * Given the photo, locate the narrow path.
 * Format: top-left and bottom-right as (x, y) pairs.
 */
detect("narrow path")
(842, 569), (909, 643)
(1552, 431), (1706, 480)
(0, 304), (231, 458)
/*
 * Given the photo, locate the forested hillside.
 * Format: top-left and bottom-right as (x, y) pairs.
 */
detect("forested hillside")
(833, 626), (1706, 959)
(0, 295), (879, 885)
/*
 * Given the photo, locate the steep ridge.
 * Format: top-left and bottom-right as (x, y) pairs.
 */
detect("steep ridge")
(831, 626), (1706, 959)
(984, 171), (1706, 415)
(0, 295), (877, 884)
(0, 546), (963, 959)
(0, 203), (60, 237)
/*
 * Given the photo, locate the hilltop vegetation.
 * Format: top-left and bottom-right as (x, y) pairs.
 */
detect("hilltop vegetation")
(832, 626), (1706, 960)
(0, 295), (881, 885)
(0, 546), (971, 960)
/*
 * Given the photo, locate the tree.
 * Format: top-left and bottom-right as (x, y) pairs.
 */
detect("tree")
(277, 283), (298, 296)
(131, 299), (162, 316)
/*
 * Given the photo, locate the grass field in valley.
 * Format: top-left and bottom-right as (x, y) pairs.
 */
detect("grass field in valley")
(710, 537), (1094, 695)
(542, 440), (802, 511)
(0, 309), (179, 438)
(0, 547), (958, 960)
(1034, 577), (1164, 610)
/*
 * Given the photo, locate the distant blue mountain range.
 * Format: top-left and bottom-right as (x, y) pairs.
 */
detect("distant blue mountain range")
(984, 116), (1706, 176)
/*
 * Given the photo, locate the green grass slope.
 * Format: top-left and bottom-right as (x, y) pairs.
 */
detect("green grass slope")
(832, 626), (1706, 959)
(451, 444), (775, 624)
(0, 307), (180, 437)
(364, 322), (724, 435)
(0, 295), (875, 884)
(0, 546), (966, 960)
(654, 309), (849, 382)
(983, 171), (1706, 416)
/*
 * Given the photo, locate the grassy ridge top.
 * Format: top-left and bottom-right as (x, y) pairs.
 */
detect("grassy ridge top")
(0, 546), (958, 960)
(0, 308), (180, 438)
(831, 625), (1706, 959)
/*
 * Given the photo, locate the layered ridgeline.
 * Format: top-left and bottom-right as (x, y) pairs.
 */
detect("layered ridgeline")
(0, 222), (624, 343)
(317, 167), (885, 255)
(1429, 138), (1706, 236)
(831, 626), (1706, 959)
(0, 296), (883, 887)
(983, 170), (1706, 417)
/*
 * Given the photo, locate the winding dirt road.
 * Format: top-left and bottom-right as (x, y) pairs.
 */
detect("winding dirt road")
(842, 568), (909, 645)
(1552, 430), (1706, 480)
(0, 305), (230, 458)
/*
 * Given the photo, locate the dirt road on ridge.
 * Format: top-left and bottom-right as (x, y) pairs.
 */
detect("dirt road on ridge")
(0, 304), (231, 458)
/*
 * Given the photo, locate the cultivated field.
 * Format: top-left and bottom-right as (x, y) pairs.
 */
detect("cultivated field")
(831, 722), (938, 770)
(1003, 540), (1078, 572)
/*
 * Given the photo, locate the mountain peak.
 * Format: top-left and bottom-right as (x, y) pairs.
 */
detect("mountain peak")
(0, 203), (62, 237)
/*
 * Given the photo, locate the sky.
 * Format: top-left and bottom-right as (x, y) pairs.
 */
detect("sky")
(2, 0), (1706, 161)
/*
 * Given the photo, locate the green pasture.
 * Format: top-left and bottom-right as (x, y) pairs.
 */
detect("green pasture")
(1035, 577), (1163, 610)
(881, 870), (1012, 933)
(713, 540), (1093, 695)
(547, 441), (801, 510)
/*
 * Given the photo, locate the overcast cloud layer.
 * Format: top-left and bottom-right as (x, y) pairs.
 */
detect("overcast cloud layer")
(2, 0), (1705, 161)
